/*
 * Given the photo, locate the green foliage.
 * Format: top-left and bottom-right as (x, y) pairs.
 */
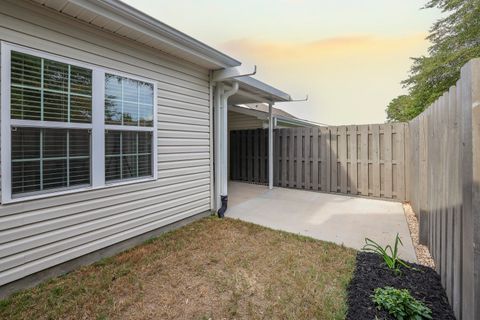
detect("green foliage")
(362, 233), (410, 274)
(372, 287), (432, 320)
(386, 0), (480, 122)
(386, 95), (416, 123)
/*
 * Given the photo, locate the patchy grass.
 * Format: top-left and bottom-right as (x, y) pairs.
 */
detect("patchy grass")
(0, 217), (356, 319)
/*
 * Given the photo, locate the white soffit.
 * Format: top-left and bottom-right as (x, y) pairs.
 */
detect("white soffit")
(29, 0), (241, 69)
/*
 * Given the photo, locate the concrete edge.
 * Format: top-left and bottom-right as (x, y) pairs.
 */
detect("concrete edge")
(233, 181), (405, 204)
(0, 210), (212, 300)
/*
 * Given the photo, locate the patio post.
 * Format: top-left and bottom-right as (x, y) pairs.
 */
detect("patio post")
(268, 102), (274, 189)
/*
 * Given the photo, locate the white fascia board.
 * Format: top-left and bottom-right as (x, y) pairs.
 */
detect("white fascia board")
(71, 0), (241, 68)
(212, 65), (256, 82)
(236, 77), (291, 102)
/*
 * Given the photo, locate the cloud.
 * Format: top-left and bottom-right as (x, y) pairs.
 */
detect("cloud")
(218, 33), (429, 125)
(221, 33), (427, 62)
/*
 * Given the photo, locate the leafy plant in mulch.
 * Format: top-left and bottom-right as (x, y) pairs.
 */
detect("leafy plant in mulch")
(372, 286), (432, 320)
(362, 233), (410, 275)
(346, 252), (455, 320)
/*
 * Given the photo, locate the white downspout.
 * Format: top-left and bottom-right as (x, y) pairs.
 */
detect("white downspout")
(209, 71), (215, 211)
(220, 82), (239, 198)
(268, 102), (274, 189)
(214, 83), (223, 210)
(214, 81), (239, 217)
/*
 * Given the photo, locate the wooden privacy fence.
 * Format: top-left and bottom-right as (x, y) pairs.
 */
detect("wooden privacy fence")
(230, 129), (269, 185)
(274, 124), (407, 200)
(230, 123), (407, 201)
(229, 59), (480, 320)
(407, 58), (480, 320)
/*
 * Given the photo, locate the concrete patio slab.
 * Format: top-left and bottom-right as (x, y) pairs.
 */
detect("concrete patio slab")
(226, 182), (417, 262)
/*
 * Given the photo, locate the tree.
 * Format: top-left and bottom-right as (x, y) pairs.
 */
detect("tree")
(386, 0), (480, 122)
(385, 95), (415, 122)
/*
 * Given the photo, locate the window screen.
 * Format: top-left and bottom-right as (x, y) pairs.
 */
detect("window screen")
(11, 128), (91, 195)
(105, 131), (152, 182)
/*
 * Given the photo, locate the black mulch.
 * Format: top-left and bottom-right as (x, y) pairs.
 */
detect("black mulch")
(346, 252), (455, 320)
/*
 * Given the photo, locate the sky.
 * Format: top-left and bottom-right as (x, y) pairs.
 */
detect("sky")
(123, 0), (441, 125)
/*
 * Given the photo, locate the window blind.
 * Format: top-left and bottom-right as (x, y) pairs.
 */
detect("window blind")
(11, 51), (92, 123)
(11, 128), (91, 195)
(4, 46), (156, 201)
(9, 51), (93, 197)
(105, 131), (152, 182)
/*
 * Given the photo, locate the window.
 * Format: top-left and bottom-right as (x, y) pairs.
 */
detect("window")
(1, 43), (157, 202)
(11, 51), (92, 123)
(105, 74), (154, 127)
(105, 131), (152, 181)
(104, 74), (154, 183)
(11, 128), (90, 194)
(8, 50), (92, 198)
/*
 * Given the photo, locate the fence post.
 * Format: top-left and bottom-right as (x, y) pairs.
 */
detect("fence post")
(460, 58), (480, 320)
(468, 58), (480, 320)
(419, 112), (429, 245)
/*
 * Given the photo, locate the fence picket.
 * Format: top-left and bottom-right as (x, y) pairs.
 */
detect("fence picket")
(384, 124), (393, 198)
(312, 127), (319, 190)
(372, 124), (380, 197)
(338, 126), (348, 193)
(349, 125), (358, 195)
(360, 125), (369, 196)
(321, 127), (329, 191)
(305, 128), (311, 190)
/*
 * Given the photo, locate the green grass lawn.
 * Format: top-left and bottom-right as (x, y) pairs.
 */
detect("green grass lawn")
(0, 217), (356, 320)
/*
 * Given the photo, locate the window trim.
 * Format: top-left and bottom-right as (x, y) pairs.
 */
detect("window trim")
(1, 42), (158, 204)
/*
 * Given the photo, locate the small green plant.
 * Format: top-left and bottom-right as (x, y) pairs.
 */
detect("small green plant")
(362, 233), (410, 274)
(372, 286), (432, 320)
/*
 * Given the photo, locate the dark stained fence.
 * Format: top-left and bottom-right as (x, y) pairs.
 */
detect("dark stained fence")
(230, 129), (269, 184)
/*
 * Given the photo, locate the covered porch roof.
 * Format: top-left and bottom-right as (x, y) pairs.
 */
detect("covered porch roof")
(229, 105), (321, 128)
(226, 77), (292, 105)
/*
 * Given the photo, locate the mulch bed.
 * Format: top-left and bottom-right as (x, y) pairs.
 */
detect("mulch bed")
(346, 252), (455, 320)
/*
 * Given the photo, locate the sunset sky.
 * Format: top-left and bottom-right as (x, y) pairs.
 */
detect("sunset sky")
(124, 0), (441, 125)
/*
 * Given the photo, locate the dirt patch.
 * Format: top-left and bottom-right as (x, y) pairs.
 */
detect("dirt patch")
(346, 252), (455, 320)
(0, 217), (356, 320)
(403, 203), (435, 268)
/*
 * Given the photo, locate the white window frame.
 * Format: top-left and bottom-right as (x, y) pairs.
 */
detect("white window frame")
(1, 42), (158, 203)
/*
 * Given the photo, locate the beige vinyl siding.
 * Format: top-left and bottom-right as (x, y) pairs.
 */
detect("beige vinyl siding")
(228, 110), (265, 130)
(0, 48), (1, 200)
(0, 0), (211, 286)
